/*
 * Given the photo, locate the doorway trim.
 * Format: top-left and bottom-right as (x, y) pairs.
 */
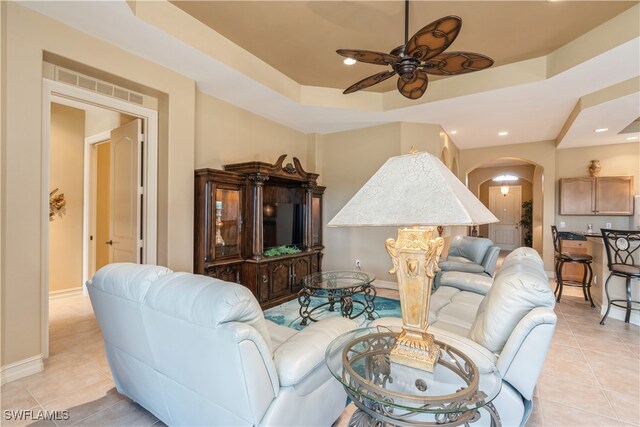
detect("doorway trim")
(84, 131), (110, 294)
(42, 79), (158, 358)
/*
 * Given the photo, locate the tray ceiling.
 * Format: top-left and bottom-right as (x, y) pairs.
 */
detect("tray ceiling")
(172, 1), (636, 92)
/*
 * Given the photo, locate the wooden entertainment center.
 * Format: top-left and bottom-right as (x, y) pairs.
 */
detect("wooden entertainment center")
(194, 155), (325, 308)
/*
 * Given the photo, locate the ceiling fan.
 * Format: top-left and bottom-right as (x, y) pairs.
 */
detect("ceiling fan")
(337, 0), (494, 99)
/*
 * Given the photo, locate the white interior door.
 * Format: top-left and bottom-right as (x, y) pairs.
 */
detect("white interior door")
(489, 185), (522, 250)
(109, 119), (142, 263)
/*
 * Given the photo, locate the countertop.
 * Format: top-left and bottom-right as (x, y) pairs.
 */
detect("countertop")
(558, 231), (602, 241)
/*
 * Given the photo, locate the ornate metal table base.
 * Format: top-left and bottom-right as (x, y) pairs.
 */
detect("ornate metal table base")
(330, 331), (502, 427)
(298, 271), (376, 326)
(347, 392), (501, 427)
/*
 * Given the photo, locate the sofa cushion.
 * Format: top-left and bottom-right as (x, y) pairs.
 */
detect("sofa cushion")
(468, 259), (555, 353)
(88, 263), (172, 302)
(501, 247), (545, 270)
(447, 236), (493, 265)
(144, 272), (274, 352)
(439, 271), (493, 295)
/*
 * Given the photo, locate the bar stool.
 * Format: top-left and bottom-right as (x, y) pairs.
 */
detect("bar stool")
(600, 229), (640, 325)
(551, 225), (594, 306)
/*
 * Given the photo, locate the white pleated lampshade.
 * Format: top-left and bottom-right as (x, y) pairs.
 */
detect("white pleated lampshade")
(328, 152), (498, 227)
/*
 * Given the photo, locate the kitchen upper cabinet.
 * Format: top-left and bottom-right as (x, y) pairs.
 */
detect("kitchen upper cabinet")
(559, 176), (634, 215)
(595, 177), (634, 215)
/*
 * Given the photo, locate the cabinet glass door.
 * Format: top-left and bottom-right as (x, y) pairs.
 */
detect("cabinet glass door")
(214, 188), (242, 259)
(312, 195), (322, 246)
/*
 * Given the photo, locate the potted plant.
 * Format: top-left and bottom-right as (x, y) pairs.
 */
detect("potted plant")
(519, 200), (533, 247)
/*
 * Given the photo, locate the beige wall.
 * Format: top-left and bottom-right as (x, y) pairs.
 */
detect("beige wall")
(49, 104), (85, 293)
(322, 123), (401, 282)
(2, 3), (194, 367)
(84, 109), (120, 138)
(195, 92), (309, 169)
(460, 141), (556, 270)
(1, 1), (6, 363)
(556, 142), (640, 232)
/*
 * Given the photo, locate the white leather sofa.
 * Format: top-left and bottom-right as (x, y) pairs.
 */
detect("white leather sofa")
(372, 247), (556, 427)
(87, 264), (357, 426)
(435, 236), (500, 288)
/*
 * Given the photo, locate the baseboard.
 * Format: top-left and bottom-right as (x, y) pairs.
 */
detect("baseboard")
(600, 305), (640, 326)
(374, 280), (398, 290)
(49, 287), (83, 300)
(1, 355), (44, 385)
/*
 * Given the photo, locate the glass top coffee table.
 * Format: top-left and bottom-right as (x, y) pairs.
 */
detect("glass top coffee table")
(325, 327), (502, 426)
(298, 270), (376, 326)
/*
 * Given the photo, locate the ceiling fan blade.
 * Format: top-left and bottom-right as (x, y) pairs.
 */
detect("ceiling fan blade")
(343, 70), (397, 94)
(397, 70), (428, 100)
(337, 49), (398, 66)
(422, 52), (494, 76)
(406, 16), (462, 62)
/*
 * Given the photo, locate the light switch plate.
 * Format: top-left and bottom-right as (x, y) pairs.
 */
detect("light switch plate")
(605, 222), (612, 228)
(560, 222), (566, 228)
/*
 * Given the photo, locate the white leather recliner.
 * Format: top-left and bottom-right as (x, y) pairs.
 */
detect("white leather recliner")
(87, 264), (357, 426)
(372, 247), (556, 427)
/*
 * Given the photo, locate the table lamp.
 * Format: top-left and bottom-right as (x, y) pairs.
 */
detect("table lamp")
(328, 151), (498, 371)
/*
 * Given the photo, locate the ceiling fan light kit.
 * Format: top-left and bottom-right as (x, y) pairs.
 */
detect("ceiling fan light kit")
(337, 0), (493, 99)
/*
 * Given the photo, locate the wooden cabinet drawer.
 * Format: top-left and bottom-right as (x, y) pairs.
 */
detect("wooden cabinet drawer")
(205, 262), (242, 283)
(561, 240), (587, 251)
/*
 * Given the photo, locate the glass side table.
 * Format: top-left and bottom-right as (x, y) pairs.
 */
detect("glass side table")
(298, 270), (376, 326)
(326, 328), (502, 426)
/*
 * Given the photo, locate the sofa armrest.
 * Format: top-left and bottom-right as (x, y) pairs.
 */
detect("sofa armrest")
(496, 307), (557, 400)
(439, 272), (493, 295)
(273, 317), (357, 387)
(438, 261), (485, 274)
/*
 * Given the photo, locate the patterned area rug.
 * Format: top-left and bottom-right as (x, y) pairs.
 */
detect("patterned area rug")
(263, 293), (401, 331)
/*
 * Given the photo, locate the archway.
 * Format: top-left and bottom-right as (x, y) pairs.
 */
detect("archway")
(440, 146), (450, 168)
(451, 155), (459, 178)
(466, 157), (544, 255)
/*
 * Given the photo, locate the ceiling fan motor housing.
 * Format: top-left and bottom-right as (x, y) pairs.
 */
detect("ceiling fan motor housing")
(395, 57), (421, 81)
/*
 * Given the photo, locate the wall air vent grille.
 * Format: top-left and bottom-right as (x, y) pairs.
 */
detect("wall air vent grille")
(113, 87), (129, 101)
(78, 76), (97, 91)
(129, 93), (144, 105)
(57, 69), (78, 85)
(96, 82), (114, 96)
(47, 64), (156, 110)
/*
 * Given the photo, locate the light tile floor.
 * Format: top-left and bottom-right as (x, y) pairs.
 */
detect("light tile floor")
(1, 283), (638, 426)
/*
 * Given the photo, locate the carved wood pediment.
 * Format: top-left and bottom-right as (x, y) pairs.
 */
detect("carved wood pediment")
(224, 154), (319, 184)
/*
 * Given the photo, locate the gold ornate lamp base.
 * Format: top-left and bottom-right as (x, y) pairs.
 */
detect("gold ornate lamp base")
(385, 226), (444, 372)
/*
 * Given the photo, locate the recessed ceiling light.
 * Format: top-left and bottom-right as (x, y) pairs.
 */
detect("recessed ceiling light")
(626, 136), (639, 141)
(594, 128), (608, 133)
(450, 130), (457, 135)
(343, 58), (356, 65)
(498, 131), (508, 136)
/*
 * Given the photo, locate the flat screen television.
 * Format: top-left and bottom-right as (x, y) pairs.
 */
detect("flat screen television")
(263, 203), (304, 249)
